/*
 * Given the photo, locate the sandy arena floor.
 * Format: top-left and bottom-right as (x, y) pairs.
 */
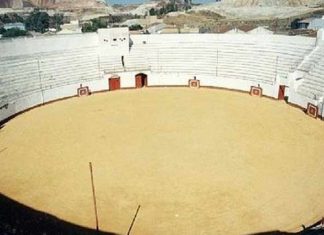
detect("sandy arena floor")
(1, 88), (324, 235)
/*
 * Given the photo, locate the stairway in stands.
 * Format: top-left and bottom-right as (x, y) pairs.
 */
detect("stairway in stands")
(295, 44), (324, 100)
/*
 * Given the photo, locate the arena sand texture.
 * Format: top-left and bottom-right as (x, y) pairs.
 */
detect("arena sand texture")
(0, 88), (324, 235)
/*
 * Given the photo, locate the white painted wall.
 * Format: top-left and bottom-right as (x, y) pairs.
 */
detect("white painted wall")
(0, 92), (43, 122)
(98, 28), (129, 56)
(0, 33), (98, 58)
(200, 75), (279, 98)
(0, 103), (17, 122)
(148, 72), (191, 86)
(316, 29), (324, 45)
(43, 78), (109, 103)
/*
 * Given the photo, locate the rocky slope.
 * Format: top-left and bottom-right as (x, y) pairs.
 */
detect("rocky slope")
(189, 0), (324, 20)
(0, 0), (107, 9)
(220, 0), (324, 7)
(0, 0), (22, 8)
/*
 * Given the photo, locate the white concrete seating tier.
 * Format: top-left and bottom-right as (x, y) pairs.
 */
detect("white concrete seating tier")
(99, 54), (125, 74)
(297, 60), (324, 99)
(0, 56), (41, 103)
(39, 46), (100, 90)
(0, 33), (317, 109)
(129, 34), (315, 84)
(297, 46), (324, 72)
(125, 43), (151, 71)
(0, 46), (100, 103)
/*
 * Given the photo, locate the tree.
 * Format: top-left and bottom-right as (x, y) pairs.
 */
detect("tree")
(51, 13), (63, 31)
(91, 18), (107, 29)
(81, 22), (94, 32)
(81, 18), (107, 33)
(25, 9), (49, 33)
(0, 27), (6, 34)
(149, 8), (156, 16)
(109, 15), (122, 24)
(156, 3), (178, 16)
(159, 7), (165, 15)
(129, 24), (143, 31)
(2, 28), (28, 38)
(290, 18), (301, 30)
(0, 13), (24, 24)
(165, 3), (175, 13)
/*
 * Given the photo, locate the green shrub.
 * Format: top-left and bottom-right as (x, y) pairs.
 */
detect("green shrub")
(25, 9), (49, 33)
(2, 28), (28, 38)
(129, 24), (143, 31)
(81, 18), (108, 33)
(0, 27), (6, 34)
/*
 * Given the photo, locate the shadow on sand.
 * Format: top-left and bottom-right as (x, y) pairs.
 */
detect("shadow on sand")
(0, 193), (120, 235)
(251, 230), (324, 235)
(1, 191), (323, 235)
(250, 219), (324, 235)
(250, 231), (293, 235)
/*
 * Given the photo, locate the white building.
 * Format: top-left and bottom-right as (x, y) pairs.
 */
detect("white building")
(248, 26), (273, 35)
(308, 16), (324, 30)
(57, 20), (82, 34)
(225, 28), (246, 34)
(3, 22), (25, 31)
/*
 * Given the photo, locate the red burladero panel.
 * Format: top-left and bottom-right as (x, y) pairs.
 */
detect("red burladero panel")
(188, 79), (200, 88)
(307, 103), (318, 118)
(250, 86), (262, 97)
(77, 86), (90, 97)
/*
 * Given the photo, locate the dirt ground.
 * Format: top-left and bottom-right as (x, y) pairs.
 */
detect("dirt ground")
(0, 88), (324, 235)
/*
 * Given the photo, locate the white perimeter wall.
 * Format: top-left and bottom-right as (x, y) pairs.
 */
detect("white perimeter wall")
(0, 70), (303, 123)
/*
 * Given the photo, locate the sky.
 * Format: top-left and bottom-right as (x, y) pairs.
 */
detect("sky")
(107, 0), (215, 5)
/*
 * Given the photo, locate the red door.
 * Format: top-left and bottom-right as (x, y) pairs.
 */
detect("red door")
(278, 85), (285, 100)
(135, 73), (147, 88)
(109, 78), (120, 91)
(135, 75), (142, 88)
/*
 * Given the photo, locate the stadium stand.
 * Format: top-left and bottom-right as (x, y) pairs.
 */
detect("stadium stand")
(39, 47), (100, 90)
(296, 44), (324, 100)
(128, 34), (314, 84)
(0, 28), (323, 122)
(0, 56), (40, 103)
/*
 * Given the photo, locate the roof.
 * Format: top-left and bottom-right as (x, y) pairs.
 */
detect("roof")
(309, 18), (324, 29)
(299, 19), (313, 24)
(3, 22), (25, 30)
(225, 28), (246, 34)
(248, 26), (274, 35)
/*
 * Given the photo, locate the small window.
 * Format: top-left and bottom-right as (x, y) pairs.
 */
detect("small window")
(113, 38), (117, 41)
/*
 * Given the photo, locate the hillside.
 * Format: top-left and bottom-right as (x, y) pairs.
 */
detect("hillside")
(190, 0), (324, 20)
(0, 0), (22, 8)
(0, 0), (107, 9)
(221, 0), (324, 7)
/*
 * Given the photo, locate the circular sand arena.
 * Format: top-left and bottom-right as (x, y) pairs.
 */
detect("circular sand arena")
(1, 88), (324, 235)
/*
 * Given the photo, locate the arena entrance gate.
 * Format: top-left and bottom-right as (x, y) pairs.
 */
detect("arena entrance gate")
(278, 85), (286, 100)
(109, 75), (121, 91)
(135, 73), (147, 88)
